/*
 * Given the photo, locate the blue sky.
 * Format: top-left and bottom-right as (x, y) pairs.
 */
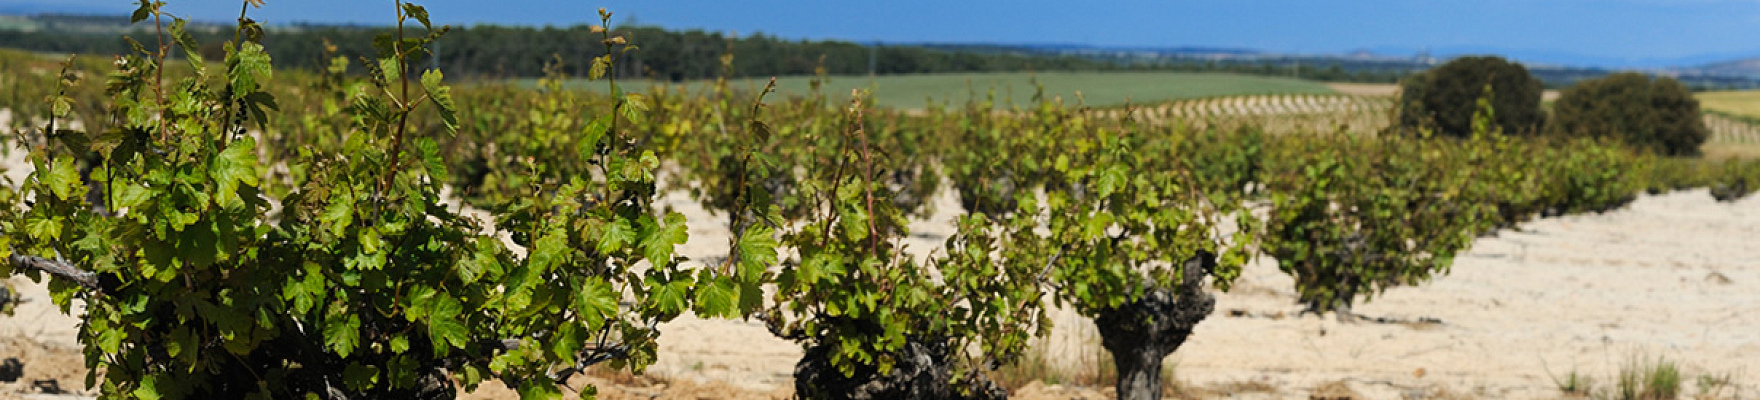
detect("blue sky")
(12, 0), (1760, 67)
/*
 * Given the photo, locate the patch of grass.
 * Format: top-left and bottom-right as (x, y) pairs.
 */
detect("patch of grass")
(1553, 368), (1594, 397)
(1693, 371), (1739, 400)
(990, 338), (1118, 390)
(1552, 355), (1713, 400)
(538, 71), (1338, 109)
(1615, 355), (1680, 400)
(989, 342), (1072, 390)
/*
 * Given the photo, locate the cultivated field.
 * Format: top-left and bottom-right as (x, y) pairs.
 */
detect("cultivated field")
(543, 71), (1338, 109)
(1697, 91), (1760, 118)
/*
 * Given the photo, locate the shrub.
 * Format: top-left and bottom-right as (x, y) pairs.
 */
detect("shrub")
(1260, 133), (1499, 317)
(1549, 72), (1710, 156)
(2, 5), (715, 398)
(1394, 56), (1545, 137)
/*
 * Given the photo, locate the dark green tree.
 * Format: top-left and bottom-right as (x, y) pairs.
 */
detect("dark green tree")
(1548, 72), (1709, 156)
(1395, 56), (1545, 137)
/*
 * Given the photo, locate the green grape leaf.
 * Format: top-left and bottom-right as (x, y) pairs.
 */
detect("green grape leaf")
(518, 378), (563, 400)
(133, 374), (162, 400)
(641, 212), (688, 263)
(578, 114), (611, 160)
(402, 3), (432, 29)
(378, 57), (401, 85)
(168, 18), (204, 70)
(456, 240), (497, 284)
(129, 2), (154, 23)
(43, 157), (82, 201)
(212, 136), (262, 211)
(528, 227), (567, 273)
(573, 277), (617, 329)
(589, 55), (610, 81)
(23, 214), (63, 242)
(551, 323), (584, 364)
(421, 69), (457, 133)
(735, 225), (778, 279)
(324, 313), (362, 358)
(96, 325), (124, 355)
(621, 93), (648, 123)
(228, 42), (272, 95)
(597, 218), (636, 255)
(427, 294), (468, 354)
(647, 276), (690, 317)
(838, 205), (870, 243)
(692, 277), (738, 319)
(343, 362), (379, 391)
(319, 191), (355, 238)
(113, 183), (154, 211)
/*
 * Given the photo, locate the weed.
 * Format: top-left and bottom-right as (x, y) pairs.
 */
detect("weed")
(1555, 354), (1693, 400)
(1552, 368), (1593, 397)
(1612, 354), (1679, 400)
(1692, 371), (1740, 400)
(989, 342), (1071, 389)
(988, 338), (1127, 390)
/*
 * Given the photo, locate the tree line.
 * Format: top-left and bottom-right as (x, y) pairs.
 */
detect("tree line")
(0, 16), (1416, 83)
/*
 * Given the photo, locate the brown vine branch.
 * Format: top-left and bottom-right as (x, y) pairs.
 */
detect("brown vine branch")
(6, 254), (102, 294)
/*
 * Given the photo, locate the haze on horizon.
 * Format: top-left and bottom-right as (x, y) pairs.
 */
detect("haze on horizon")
(11, 0), (1760, 68)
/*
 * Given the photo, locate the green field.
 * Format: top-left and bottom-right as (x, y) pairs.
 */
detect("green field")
(0, 16), (42, 32)
(538, 71), (1338, 109)
(1696, 90), (1760, 118)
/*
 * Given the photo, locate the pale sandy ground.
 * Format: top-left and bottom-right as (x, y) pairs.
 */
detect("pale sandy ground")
(3, 104), (1758, 399)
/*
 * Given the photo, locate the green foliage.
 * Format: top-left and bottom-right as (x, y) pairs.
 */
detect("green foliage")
(1614, 355), (1680, 400)
(1538, 138), (1645, 215)
(1265, 94), (1645, 316)
(1395, 55), (1545, 138)
(1549, 72), (1710, 156)
(1260, 132), (1500, 314)
(1553, 368), (1593, 397)
(2, 3), (704, 399)
(933, 95), (1253, 399)
(743, 92), (1041, 395)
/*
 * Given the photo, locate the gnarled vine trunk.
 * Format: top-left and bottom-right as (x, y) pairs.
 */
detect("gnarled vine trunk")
(793, 337), (1004, 400)
(1093, 253), (1216, 400)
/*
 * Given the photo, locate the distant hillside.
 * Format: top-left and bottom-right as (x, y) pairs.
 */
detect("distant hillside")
(1688, 58), (1760, 79)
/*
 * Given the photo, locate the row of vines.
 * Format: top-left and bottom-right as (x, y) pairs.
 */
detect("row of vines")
(1085, 92), (1760, 147)
(1, 2), (1759, 400)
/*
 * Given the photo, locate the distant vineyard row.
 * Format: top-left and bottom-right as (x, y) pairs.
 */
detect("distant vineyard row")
(1089, 93), (1760, 145)
(1703, 112), (1760, 144)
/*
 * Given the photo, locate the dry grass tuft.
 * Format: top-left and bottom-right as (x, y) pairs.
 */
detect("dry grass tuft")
(1309, 379), (1361, 400)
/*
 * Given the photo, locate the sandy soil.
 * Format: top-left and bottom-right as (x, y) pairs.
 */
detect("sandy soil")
(3, 105), (1758, 398)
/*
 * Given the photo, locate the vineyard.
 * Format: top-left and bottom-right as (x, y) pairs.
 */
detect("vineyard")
(1085, 94), (1394, 135)
(1703, 112), (1760, 145)
(1, 2), (1759, 400)
(1091, 92), (1760, 146)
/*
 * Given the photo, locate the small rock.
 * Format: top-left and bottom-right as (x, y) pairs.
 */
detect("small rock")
(0, 357), (21, 382)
